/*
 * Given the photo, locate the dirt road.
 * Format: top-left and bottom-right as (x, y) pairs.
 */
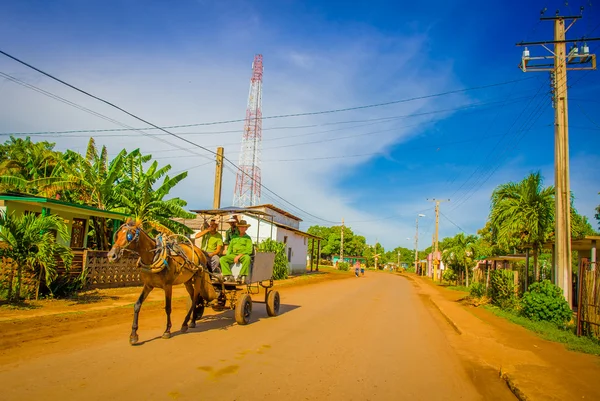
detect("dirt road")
(0, 273), (515, 400)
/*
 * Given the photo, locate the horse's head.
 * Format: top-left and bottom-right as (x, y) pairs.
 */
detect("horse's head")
(107, 218), (142, 262)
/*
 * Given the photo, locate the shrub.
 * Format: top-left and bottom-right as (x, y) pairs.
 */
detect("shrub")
(469, 282), (487, 298)
(490, 270), (518, 310)
(319, 259), (333, 266)
(338, 261), (350, 271)
(520, 280), (572, 327)
(443, 267), (457, 282)
(257, 239), (289, 280)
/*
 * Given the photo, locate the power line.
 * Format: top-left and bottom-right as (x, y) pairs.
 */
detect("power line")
(0, 49), (340, 224)
(1, 94), (536, 138)
(440, 211), (468, 234)
(0, 70), (214, 162)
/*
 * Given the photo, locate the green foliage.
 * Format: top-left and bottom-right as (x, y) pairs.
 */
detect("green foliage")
(257, 238), (289, 280)
(469, 282), (487, 298)
(490, 171), (554, 251)
(490, 270), (517, 310)
(306, 225), (367, 260)
(520, 280), (573, 327)
(443, 267), (457, 282)
(485, 305), (600, 356)
(0, 211), (72, 300)
(319, 259), (333, 266)
(338, 261), (350, 271)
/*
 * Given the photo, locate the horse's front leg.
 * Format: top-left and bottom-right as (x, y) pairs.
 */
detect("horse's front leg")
(162, 285), (173, 339)
(131, 285), (153, 345)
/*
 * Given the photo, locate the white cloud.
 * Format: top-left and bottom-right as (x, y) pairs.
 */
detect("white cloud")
(0, 18), (472, 249)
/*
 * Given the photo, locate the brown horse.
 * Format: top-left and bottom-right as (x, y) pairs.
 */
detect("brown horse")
(107, 219), (216, 345)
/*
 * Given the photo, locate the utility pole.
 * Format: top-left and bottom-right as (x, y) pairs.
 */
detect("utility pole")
(340, 218), (344, 265)
(428, 199), (450, 281)
(213, 147), (224, 209)
(517, 8), (598, 306)
(415, 214), (425, 275)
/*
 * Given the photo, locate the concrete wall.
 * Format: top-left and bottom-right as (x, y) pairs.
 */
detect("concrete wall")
(276, 226), (308, 274)
(5, 200), (90, 248)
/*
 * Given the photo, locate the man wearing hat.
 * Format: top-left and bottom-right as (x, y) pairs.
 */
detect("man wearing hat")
(194, 218), (223, 275)
(223, 215), (240, 254)
(220, 219), (253, 283)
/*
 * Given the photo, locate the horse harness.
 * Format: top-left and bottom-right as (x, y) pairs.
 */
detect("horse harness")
(118, 224), (205, 275)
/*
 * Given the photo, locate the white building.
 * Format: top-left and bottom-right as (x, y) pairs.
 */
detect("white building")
(181, 204), (321, 275)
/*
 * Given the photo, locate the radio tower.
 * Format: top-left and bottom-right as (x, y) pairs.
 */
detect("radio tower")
(233, 54), (263, 207)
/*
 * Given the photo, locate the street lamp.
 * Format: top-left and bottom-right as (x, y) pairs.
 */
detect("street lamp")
(415, 214), (425, 275)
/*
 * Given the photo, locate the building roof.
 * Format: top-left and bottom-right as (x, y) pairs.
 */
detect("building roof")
(246, 204), (303, 222)
(189, 207), (275, 220)
(0, 193), (130, 220)
(542, 236), (600, 252)
(483, 255), (527, 262)
(271, 220), (322, 240)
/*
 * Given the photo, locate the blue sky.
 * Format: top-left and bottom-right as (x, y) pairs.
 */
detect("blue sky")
(1, 0), (599, 249)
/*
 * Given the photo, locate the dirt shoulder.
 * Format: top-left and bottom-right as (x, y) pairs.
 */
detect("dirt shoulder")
(404, 273), (600, 401)
(0, 267), (353, 353)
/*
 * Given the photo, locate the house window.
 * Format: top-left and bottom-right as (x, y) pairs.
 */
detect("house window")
(288, 247), (292, 262)
(303, 237), (306, 245)
(283, 236), (288, 244)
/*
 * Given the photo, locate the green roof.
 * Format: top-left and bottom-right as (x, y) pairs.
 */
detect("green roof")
(0, 193), (130, 220)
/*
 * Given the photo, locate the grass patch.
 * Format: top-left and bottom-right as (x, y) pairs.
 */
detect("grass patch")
(484, 305), (600, 356)
(446, 285), (469, 292)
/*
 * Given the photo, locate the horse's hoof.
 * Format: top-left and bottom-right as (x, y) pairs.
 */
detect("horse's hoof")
(130, 335), (139, 345)
(162, 332), (171, 339)
(181, 325), (188, 333)
(189, 322), (196, 329)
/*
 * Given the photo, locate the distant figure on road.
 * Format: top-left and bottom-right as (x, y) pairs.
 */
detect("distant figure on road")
(361, 264), (365, 276)
(354, 260), (360, 277)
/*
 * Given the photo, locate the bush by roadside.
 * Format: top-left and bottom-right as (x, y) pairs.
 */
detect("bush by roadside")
(484, 305), (600, 356)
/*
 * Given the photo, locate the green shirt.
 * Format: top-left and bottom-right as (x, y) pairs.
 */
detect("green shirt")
(226, 233), (253, 256)
(201, 232), (223, 253)
(224, 227), (240, 245)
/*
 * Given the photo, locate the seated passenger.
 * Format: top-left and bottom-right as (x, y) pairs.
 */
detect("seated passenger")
(223, 214), (240, 254)
(219, 219), (252, 283)
(194, 218), (223, 275)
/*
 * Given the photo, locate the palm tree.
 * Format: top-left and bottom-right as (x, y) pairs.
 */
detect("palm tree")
(36, 138), (128, 249)
(441, 233), (478, 286)
(117, 156), (195, 234)
(0, 136), (60, 194)
(0, 211), (72, 301)
(490, 171), (554, 282)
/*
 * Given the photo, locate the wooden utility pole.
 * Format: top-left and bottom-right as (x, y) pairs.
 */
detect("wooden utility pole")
(517, 9), (598, 306)
(414, 213), (425, 275)
(213, 147), (224, 209)
(340, 218), (344, 266)
(428, 199), (450, 281)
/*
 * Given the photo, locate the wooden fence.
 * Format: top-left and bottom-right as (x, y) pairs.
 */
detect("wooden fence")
(577, 259), (600, 339)
(83, 250), (141, 289)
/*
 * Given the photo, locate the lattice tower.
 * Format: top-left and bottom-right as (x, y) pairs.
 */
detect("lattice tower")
(233, 54), (263, 207)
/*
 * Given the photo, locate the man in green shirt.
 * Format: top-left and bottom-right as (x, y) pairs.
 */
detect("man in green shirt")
(195, 218), (223, 274)
(220, 219), (253, 283)
(223, 215), (240, 253)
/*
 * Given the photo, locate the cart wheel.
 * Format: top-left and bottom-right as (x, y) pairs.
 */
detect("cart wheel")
(235, 294), (252, 325)
(266, 290), (280, 317)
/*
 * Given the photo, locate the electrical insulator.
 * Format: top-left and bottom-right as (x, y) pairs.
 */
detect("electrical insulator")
(523, 47), (530, 59)
(582, 43), (589, 55)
